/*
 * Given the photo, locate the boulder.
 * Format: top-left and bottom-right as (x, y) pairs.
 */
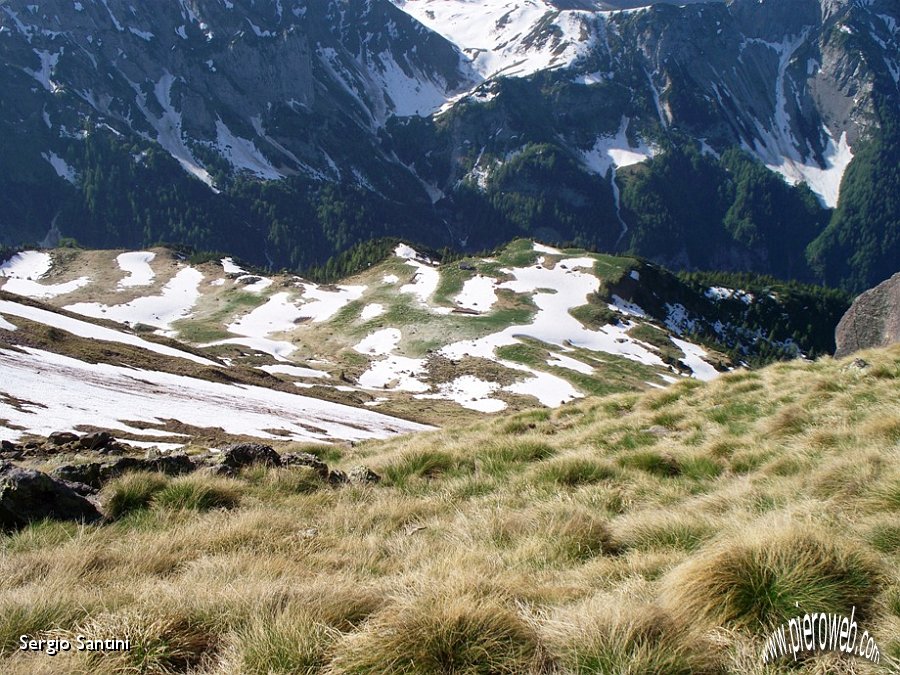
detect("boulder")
(327, 469), (349, 485)
(80, 431), (113, 451)
(50, 454), (196, 488)
(348, 466), (381, 485)
(835, 272), (900, 358)
(221, 443), (281, 470)
(0, 463), (102, 529)
(281, 452), (329, 479)
(49, 431), (79, 446)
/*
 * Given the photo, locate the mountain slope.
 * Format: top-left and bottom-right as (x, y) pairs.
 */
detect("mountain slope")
(0, 0), (898, 290)
(0, 240), (849, 441)
(0, 336), (898, 672)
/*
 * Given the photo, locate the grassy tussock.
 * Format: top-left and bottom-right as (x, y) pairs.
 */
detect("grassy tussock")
(152, 475), (241, 512)
(660, 522), (884, 630)
(546, 599), (723, 674)
(328, 593), (545, 674)
(2, 345), (899, 673)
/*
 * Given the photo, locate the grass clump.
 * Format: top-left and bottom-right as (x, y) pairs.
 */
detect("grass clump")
(618, 450), (680, 477)
(611, 513), (715, 553)
(661, 526), (883, 631)
(102, 472), (170, 519)
(329, 595), (545, 674)
(868, 523), (900, 553)
(544, 509), (616, 562)
(152, 475), (240, 512)
(75, 610), (218, 673)
(547, 602), (722, 675)
(382, 449), (466, 486)
(234, 612), (338, 674)
(537, 457), (617, 487)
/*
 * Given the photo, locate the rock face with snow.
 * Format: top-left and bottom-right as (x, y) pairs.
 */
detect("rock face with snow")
(835, 272), (900, 358)
(0, 0), (898, 290)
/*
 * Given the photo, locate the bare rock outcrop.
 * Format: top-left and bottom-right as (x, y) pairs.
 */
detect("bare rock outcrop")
(835, 272), (900, 358)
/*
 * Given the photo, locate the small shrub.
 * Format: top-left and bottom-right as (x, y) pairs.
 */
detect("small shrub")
(152, 476), (240, 512)
(102, 472), (169, 519)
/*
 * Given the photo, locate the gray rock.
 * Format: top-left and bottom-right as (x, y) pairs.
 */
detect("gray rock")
(79, 431), (113, 451)
(221, 443), (281, 470)
(281, 452), (329, 479)
(835, 272), (900, 358)
(0, 462), (102, 529)
(51, 454), (196, 488)
(327, 469), (349, 486)
(49, 431), (79, 446)
(348, 466), (381, 485)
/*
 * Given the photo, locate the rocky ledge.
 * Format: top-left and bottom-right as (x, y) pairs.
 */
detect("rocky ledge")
(0, 434), (380, 530)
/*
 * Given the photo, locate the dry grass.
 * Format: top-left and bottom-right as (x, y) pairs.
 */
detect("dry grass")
(1, 345), (899, 673)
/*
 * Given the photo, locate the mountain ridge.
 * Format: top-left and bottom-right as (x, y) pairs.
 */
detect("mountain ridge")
(0, 0), (897, 291)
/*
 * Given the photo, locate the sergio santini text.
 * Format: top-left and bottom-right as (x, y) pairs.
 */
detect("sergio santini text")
(19, 635), (130, 655)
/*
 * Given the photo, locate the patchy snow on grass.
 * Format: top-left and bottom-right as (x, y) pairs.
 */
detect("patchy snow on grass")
(215, 292), (303, 360)
(533, 242), (563, 255)
(609, 295), (646, 318)
(355, 328), (402, 356)
(0, 347), (432, 443)
(416, 375), (507, 413)
(0, 315), (18, 331)
(297, 284), (366, 323)
(258, 364), (330, 379)
(1, 274), (91, 299)
(0, 298), (216, 365)
(222, 257), (246, 275)
(455, 275), (498, 312)
(360, 303), (386, 321)
(357, 355), (430, 393)
(116, 251), (156, 289)
(383, 274), (399, 284)
(671, 337), (719, 381)
(66, 266), (203, 334)
(400, 260), (440, 305)
(506, 370), (583, 408)
(0, 251), (52, 280)
(434, 255), (675, 406)
(1, 250), (90, 299)
(547, 353), (594, 374)
(235, 275), (273, 294)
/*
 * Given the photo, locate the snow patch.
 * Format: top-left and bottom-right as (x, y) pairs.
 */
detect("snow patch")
(0, 299), (215, 365)
(0, 347), (432, 443)
(116, 252), (156, 289)
(65, 267), (203, 334)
